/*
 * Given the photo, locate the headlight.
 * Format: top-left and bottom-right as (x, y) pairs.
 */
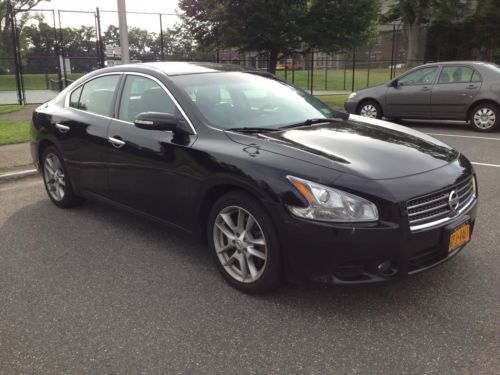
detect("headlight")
(286, 176), (378, 222)
(348, 92), (357, 100)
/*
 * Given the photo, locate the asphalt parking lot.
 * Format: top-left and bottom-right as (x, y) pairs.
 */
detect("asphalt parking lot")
(0, 121), (499, 374)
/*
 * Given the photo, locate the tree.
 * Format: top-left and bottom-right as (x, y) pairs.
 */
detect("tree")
(179, 0), (307, 73)
(179, 0), (381, 73)
(303, 0), (380, 53)
(383, 0), (474, 66)
(468, 0), (500, 61)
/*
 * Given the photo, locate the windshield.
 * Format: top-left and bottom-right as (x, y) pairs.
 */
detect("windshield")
(170, 72), (334, 129)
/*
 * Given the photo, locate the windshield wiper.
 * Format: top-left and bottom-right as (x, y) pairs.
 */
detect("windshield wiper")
(225, 127), (278, 133)
(279, 117), (345, 130)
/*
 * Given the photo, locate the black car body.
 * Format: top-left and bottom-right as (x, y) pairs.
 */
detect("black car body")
(31, 62), (478, 293)
(345, 61), (500, 132)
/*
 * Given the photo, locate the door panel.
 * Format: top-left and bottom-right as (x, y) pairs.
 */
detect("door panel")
(52, 108), (111, 196)
(106, 74), (197, 227)
(431, 66), (482, 119)
(54, 74), (121, 195)
(385, 66), (439, 118)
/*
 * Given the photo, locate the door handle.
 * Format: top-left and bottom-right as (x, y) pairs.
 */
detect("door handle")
(466, 85), (477, 90)
(55, 123), (70, 133)
(421, 86), (431, 92)
(108, 136), (126, 148)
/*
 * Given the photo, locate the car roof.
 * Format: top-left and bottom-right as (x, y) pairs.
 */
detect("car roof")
(422, 61), (491, 67)
(109, 61), (252, 76)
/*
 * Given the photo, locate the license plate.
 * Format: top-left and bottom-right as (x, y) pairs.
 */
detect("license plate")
(448, 223), (470, 252)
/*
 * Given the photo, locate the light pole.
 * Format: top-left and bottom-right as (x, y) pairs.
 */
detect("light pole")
(117, 0), (130, 64)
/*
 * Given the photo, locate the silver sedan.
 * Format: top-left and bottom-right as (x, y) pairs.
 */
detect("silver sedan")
(344, 61), (500, 132)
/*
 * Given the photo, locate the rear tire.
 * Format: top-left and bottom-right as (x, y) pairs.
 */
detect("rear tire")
(469, 103), (499, 132)
(41, 146), (84, 208)
(207, 191), (283, 294)
(357, 100), (382, 119)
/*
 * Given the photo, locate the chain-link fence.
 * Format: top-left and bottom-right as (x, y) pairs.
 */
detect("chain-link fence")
(1, 6), (428, 104)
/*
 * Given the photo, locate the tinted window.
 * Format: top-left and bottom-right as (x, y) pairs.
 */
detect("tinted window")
(118, 75), (177, 123)
(438, 66), (475, 84)
(171, 72), (333, 129)
(75, 75), (120, 116)
(399, 67), (438, 86)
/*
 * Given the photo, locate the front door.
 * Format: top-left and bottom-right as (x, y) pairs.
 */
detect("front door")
(385, 66), (439, 118)
(106, 73), (197, 227)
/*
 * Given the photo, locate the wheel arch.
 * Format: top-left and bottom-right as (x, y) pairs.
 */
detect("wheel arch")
(356, 98), (383, 116)
(466, 99), (500, 121)
(195, 180), (275, 243)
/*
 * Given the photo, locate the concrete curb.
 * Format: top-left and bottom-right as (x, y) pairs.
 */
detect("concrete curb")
(0, 168), (38, 183)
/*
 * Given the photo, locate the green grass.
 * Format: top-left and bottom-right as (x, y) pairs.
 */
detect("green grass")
(315, 94), (349, 109)
(276, 67), (409, 91)
(0, 104), (23, 115)
(0, 73), (84, 90)
(0, 120), (30, 145)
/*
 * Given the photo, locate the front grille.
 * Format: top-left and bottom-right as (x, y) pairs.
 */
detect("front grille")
(407, 177), (475, 229)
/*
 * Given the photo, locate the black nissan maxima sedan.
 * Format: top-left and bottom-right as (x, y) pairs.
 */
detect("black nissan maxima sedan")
(31, 62), (478, 293)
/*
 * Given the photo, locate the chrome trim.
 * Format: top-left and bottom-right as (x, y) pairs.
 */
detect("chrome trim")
(55, 123), (70, 133)
(108, 136), (126, 148)
(135, 119), (154, 125)
(63, 71), (197, 135)
(410, 195), (477, 231)
(407, 193), (449, 210)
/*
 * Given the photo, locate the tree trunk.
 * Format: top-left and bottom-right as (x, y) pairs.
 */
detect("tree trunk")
(268, 49), (278, 74)
(406, 24), (421, 67)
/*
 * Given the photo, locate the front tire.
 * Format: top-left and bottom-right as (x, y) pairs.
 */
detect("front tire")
(470, 103), (499, 132)
(357, 100), (382, 119)
(207, 191), (283, 294)
(42, 146), (84, 208)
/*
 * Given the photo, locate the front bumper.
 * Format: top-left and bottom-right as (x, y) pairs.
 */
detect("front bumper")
(344, 101), (358, 114)
(272, 199), (477, 285)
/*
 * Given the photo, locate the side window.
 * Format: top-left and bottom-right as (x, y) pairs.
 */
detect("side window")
(471, 70), (482, 82)
(438, 66), (474, 84)
(76, 75), (120, 116)
(118, 75), (177, 123)
(69, 86), (83, 108)
(398, 67), (438, 86)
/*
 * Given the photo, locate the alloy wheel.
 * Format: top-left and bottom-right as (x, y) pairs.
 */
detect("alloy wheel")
(44, 153), (66, 201)
(213, 206), (267, 283)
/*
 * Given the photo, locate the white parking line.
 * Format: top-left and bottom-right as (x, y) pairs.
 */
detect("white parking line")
(427, 133), (500, 141)
(472, 162), (500, 168)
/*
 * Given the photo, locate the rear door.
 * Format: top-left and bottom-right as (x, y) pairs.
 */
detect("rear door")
(430, 65), (482, 119)
(53, 74), (122, 196)
(385, 66), (439, 118)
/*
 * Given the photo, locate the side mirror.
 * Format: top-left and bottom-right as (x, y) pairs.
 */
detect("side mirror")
(134, 112), (193, 135)
(390, 79), (399, 88)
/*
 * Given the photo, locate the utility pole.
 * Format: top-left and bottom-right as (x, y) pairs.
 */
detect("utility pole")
(117, 0), (130, 64)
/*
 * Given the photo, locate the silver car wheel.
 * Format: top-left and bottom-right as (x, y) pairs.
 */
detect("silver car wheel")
(44, 153), (66, 201)
(213, 206), (267, 283)
(473, 108), (496, 130)
(360, 104), (378, 118)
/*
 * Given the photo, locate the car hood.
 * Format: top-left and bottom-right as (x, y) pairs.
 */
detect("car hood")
(224, 115), (459, 180)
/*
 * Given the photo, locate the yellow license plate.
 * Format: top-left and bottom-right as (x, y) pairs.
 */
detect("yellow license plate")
(448, 223), (470, 252)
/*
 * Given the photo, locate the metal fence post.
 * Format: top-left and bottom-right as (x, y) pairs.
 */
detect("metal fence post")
(324, 58), (328, 91)
(310, 49), (314, 95)
(159, 14), (165, 61)
(95, 8), (105, 68)
(57, 10), (68, 87)
(52, 10), (63, 91)
(351, 47), (355, 92)
(390, 24), (396, 79)
(8, 1), (24, 105)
